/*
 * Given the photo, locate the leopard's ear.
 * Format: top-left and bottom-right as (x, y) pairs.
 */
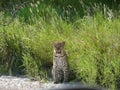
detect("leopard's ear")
(52, 41), (57, 47)
(62, 41), (65, 46)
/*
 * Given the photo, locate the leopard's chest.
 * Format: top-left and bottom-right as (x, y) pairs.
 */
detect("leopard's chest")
(53, 56), (67, 69)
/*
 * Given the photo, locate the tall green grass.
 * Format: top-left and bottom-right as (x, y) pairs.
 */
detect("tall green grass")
(0, 1), (120, 90)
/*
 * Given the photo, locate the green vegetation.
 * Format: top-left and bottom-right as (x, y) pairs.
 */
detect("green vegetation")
(0, 0), (120, 90)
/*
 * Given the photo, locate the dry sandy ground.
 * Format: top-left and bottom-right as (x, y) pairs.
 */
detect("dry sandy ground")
(0, 76), (106, 90)
(0, 76), (43, 90)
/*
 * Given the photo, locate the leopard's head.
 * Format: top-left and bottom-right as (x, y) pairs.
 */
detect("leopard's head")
(52, 41), (65, 55)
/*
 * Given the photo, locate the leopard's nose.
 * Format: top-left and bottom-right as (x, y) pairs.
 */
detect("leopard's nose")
(56, 50), (61, 54)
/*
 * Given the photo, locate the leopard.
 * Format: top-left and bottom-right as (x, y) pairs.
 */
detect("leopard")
(52, 41), (69, 84)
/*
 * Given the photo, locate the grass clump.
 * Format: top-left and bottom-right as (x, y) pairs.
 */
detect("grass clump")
(69, 16), (120, 90)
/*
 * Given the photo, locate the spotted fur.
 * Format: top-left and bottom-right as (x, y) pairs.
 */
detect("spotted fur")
(52, 41), (69, 83)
